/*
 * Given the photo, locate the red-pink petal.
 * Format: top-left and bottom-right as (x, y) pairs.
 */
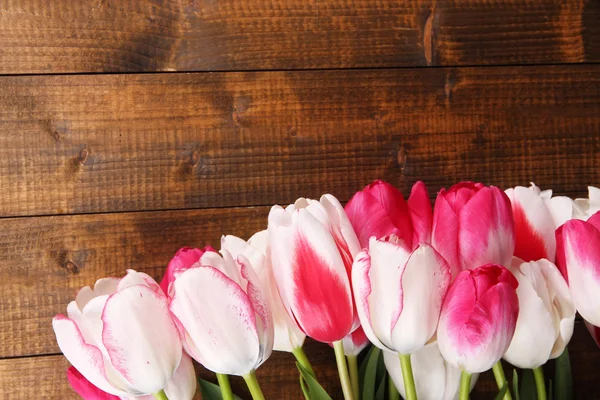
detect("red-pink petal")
(432, 193), (460, 277)
(365, 181), (413, 247)
(585, 320), (600, 349)
(407, 181), (433, 246)
(67, 367), (120, 400)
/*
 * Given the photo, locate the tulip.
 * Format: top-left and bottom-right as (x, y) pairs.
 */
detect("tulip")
(437, 264), (519, 374)
(168, 248), (274, 378)
(573, 185), (600, 220)
(555, 211), (600, 326)
(345, 180), (432, 250)
(268, 194), (360, 400)
(67, 353), (197, 400)
(353, 236), (452, 400)
(159, 246), (215, 295)
(505, 184), (558, 262)
(383, 343), (479, 400)
(53, 270), (183, 397)
(432, 182), (515, 277)
(503, 258), (575, 369)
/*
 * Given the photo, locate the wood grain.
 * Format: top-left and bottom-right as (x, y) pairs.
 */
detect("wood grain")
(0, 0), (599, 74)
(0, 65), (599, 217)
(1, 323), (598, 399)
(0, 206), (268, 358)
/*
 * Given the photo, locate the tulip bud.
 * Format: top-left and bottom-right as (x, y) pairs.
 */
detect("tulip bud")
(503, 258), (575, 368)
(268, 194), (360, 343)
(555, 211), (600, 326)
(221, 231), (306, 352)
(345, 180), (432, 250)
(352, 237), (451, 355)
(168, 248), (274, 376)
(437, 264), (519, 373)
(53, 271), (183, 396)
(432, 182), (515, 277)
(383, 343), (479, 400)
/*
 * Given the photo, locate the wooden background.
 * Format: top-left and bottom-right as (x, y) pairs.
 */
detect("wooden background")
(0, 0), (599, 398)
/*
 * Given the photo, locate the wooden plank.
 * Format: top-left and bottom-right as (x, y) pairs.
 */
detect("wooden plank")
(0, 65), (599, 217)
(0, 0), (599, 74)
(1, 323), (598, 399)
(0, 207), (268, 358)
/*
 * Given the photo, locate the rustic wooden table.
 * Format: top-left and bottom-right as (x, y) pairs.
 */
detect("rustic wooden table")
(0, 1), (599, 399)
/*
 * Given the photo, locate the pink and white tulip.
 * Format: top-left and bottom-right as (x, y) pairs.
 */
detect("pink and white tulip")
(221, 231), (306, 352)
(503, 258), (575, 368)
(340, 326), (370, 357)
(432, 182), (515, 277)
(555, 211), (600, 326)
(159, 246), (215, 295)
(268, 194), (360, 343)
(352, 236), (452, 355)
(345, 180), (432, 250)
(437, 264), (519, 373)
(67, 353), (197, 400)
(168, 247), (274, 376)
(53, 270), (182, 396)
(384, 343), (479, 400)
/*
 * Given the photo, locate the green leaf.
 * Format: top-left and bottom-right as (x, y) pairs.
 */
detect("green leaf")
(494, 382), (509, 400)
(513, 369), (520, 400)
(547, 379), (553, 400)
(198, 378), (242, 400)
(374, 373), (386, 400)
(554, 347), (573, 400)
(362, 346), (382, 400)
(359, 345), (375, 385)
(520, 369), (536, 400)
(296, 362), (333, 400)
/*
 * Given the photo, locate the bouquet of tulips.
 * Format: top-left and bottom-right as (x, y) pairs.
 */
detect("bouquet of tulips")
(52, 181), (600, 400)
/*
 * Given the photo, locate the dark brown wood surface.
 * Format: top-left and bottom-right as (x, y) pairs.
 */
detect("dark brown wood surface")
(1, 65), (599, 218)
(1, 0), (600, 74)
(1, 0), (600, 398)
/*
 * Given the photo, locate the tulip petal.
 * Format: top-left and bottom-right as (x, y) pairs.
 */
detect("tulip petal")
(53, 315), (128, 396)
(545, 196), (574, 228)
(67, 367), (121, 400)
(163, 353), (197, 400)
(201, 250), (242, 287)
(169, 266), (261, 375)
(407, 181), (433, 245)
(117, 270), (161, 294)
(562, 220), (600, 325)
(432, 193), (460, 277)
(321, 194), (362, 259)
(101, 285), (182, 394)
(585, 320), (600, 349)
(390, 244), (451, 354)
(345, 191), (401, 249)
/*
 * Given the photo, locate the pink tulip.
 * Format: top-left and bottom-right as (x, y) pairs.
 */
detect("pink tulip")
(345, 180), (432, 250)
(159, 246), (216, 295)
(555, 211), (600, 326)
(437, 264), (519, 373)
(67, 353), (197, 400)
(268, 194), (360, 343)
(53, 271), (183, 396)
(585, 320), (600, 349)
(340, 326), (370, 357)
(432, 182), (515, 277)
(221, 231), (306, 352)
(352, 237), (451, 354)
(168, 247), (274, 376)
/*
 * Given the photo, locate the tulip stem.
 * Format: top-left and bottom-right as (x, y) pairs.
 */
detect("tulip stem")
(399, 354), (417, 400)
(243, 370), (265, 400)
(533, 367), (547, 400)
(492, 361), (512, 400)
(459, 371), (472, 400)
(347, 355), (360, 400)
(333, 341), (355, 400)
(216, 373), (234, 400)
(293, 346), (316, 378)
(152, 390), (168, 400)
(388, 378), (400, 400)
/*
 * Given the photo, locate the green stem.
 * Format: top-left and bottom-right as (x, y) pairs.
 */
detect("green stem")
(399, 354), (417, 400)
(242, 370), (265, 400)
(333, 341), (355, 400)
(459, 371), (472, 400)
(347, 355), (360, 400)
(293, 346), (316, 378)
(152, 389), (168, 400)
(533, 367), (547, 400)
(492, 361), (512, 400)
(388, 377), (400, 400)
(216, 373), (234, 400)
